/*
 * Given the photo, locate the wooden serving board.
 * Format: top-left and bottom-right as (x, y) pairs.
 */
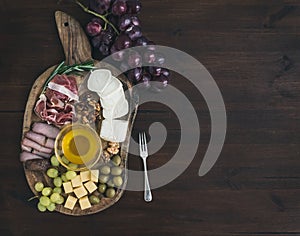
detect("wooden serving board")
(22, 11), (138, 216)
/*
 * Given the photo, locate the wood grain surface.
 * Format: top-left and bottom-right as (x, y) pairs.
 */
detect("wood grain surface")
(0, 0), (300, 235)
(21, 11), (138, 216)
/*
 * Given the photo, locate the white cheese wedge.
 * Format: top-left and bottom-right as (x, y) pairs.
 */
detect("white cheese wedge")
(71, 175), (82, 188)
(64, 195), (77, 210)
(73, 186), (88, 199)
(80, 170), (91, 183)
(84, 181), (98, 194)
(90, 169), (99, 182)
(100, 86), (125, 109)
(87, 69), (112, 94)
(100, 76), (122, 97)
(79, 196), (91, 210)
(100, 119), (129, 142)
(63, 182), (73, 194)
(102, 96), (129, 119)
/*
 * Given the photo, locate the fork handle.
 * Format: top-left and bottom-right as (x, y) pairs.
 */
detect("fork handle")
(142, 159), (152, 202)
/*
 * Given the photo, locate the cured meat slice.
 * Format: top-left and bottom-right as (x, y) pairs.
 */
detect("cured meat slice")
(20, 152), (44, 162)
(25, 131), (46, 146)
(22, 138), (53, 154)
(21, 144), (32, 153)
(32, 122), (60, 139)
(34, 74), (78, 126)
(45, 138), (55, 149)
(32, 150), (52, 158)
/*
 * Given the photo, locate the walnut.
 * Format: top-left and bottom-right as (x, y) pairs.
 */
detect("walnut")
(101, 150), (111, 162)
(75, 102), (85, 111)
(82, 116), (89, 124)
(107, 147), (119, 155)
(108, 142), (120, 148)
(95, 103), (101, 111)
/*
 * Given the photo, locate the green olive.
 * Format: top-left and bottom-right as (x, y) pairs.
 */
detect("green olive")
(111, 166), (122, 176)
(100, 165), (111, 175)
(107, 179), (115, 187)
(68, 163), (78, 170)
(113, 176), (123, 187)
(105, 188), (116, 198)
(61, 173), (68, 182)
(112, 155), (121, 166)
(61, 156), (70, 164)
(89, 195), (100, 204)
(98, 184), (107, 193)
(99, 175), (109, 184)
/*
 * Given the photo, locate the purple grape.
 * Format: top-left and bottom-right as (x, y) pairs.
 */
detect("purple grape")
(151, 74), (169, 92)
(138, 72), (151, 88)
(91, 34), (103, 48)
(91, 17), (105, 26)
(99, 43), (110, 56)
(127, 51), (142, 67)
(144, 50), (156, 63)
(148, 66), (161, 76)
(135, 36), (149, 46)
(126, 25), (142, 41)
(90, 0), (112, 14)
(107, 15), (119, 28)
(110, 44), (118, 54)
(127, 67), (142, 82)
(126, 0), (142, 14)
(86, 21), (102, 36)
(102, 31), (115, 45)
(115, 33), (132, 50)
(130, 16), (141, 27)
(161, 68), (170, 77)
(112, 50), (126, 61)
(120, 62), (130, 72)
(119, 15), (132, 31)
(112, 0), (127, 16)
(155, 53), (165, 65)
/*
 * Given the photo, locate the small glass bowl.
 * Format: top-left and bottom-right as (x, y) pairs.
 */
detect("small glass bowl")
(54, 123), (102, 171)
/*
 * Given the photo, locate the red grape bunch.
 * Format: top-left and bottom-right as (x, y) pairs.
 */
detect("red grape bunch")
(84, 0), (170, 91)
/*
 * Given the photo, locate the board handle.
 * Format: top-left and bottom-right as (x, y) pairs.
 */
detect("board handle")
(55, 11), (92, 65)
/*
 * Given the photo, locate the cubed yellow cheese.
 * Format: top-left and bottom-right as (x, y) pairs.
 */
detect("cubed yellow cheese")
(79, 196), (91, 210)
(64, 195), (77, 210)
(84, 181), (98, 194)
(80, 170), (90, 182)
(71, 175), (82, 188)
(73, 186), (88, 199)
(90, 169), (99, 182)
(63, 181), (73, 194)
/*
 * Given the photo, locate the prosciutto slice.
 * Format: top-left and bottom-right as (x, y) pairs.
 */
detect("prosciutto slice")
(22, 138), (53, 154)
(34, 74), (78, 126)
(32, 150), (52, 158)
(32, 122), (60, 139)
(20, 123), (58, 162)
(20, 152), (44, 162)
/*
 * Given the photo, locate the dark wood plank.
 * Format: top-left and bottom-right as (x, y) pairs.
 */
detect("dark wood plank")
(1, 0), (300, 235)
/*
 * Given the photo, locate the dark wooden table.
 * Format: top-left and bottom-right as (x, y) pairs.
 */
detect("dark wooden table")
(1, 0), (300, 235)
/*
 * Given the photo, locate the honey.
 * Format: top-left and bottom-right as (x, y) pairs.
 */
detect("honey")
(69, 135), (90, 156)
(61, 125), (101, 165)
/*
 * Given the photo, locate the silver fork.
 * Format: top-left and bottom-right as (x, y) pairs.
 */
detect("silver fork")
(139, 132), (152, 202)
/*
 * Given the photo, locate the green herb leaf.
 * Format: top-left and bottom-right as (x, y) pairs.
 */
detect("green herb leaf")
(41, 60), (95, 94)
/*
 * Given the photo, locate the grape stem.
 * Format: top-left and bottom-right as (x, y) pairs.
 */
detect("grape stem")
(76, 0), (120, 35)
(28, 196), (39, 201)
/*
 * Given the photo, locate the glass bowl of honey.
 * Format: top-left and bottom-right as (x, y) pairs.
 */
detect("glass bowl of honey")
(54, 123), (102, 171)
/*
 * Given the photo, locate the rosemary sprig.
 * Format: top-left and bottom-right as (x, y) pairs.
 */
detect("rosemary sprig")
(76, 0), (120, 35)
(41, 60), (95, 93)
